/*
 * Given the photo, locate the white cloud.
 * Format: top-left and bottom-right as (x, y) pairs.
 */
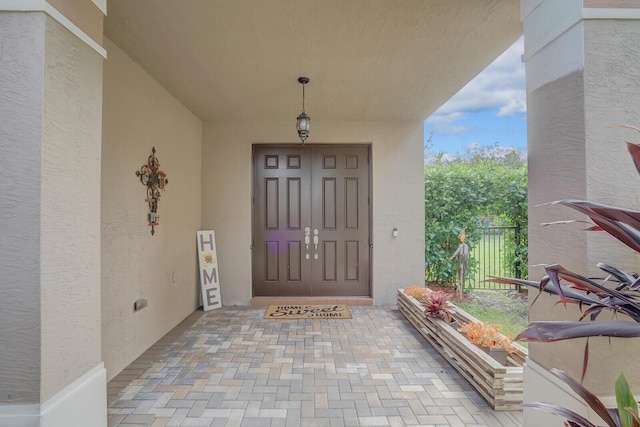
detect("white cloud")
(430, 36), (526, 121)
(425, 111), (470, 135)
(430, 111), (463, 124)
(497, 96), (526, 117)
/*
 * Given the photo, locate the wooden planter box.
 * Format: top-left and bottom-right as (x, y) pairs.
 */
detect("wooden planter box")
(397, 289), (527, 411)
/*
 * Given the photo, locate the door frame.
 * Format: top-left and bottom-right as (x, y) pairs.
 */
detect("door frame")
(250, 143), (373, 298)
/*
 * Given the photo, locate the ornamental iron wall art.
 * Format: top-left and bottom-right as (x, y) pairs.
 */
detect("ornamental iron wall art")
(135, 147), (168, 235)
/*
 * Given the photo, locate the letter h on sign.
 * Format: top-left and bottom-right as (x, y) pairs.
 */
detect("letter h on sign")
(197, 230), (222, 311)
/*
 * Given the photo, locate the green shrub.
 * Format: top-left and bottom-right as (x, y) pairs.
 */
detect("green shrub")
(424, 160), (527, 286)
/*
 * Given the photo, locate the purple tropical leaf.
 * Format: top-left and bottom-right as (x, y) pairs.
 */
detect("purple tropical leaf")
(545, 264), (568, 301)
(491, 273), (640, 321)
(627, 141), (640, 176)
(630, 277), (640, 291)
(488, 276), (605, 307)
(582, 340), (590, 383)
(579, 305), (619, 321)
(541, 220), (594, 227)
(516, 136), (640, 425)
(546, 264), (615, 295)
(617, 125), (640, 134)
(550, 200), (640, 231)
(546, 265), (640, 312)
(616, 129), (640, 176)
(545, 200), (640, 253)
(551, 368), (619, 426)
(550, 286), (605, 307)
(520, 402), (600, 427)
(597, 263), (638, 289)
(515, 321), (640, 342)
(613, 221), (640, 253)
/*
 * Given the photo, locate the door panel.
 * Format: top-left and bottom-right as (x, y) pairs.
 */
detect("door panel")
(287, 178), (301, 229)
(311, 146), (369, 296)
(288, 241), (302, 281)
(254, 146), (311, 296)
(322, 178), (336, 229)
(253, 145), (370, 297)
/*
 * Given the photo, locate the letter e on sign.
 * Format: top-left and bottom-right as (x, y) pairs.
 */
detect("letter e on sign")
(197, 230), (222, 311)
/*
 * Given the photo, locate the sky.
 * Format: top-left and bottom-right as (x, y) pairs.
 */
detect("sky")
(424, 36), (526, 161)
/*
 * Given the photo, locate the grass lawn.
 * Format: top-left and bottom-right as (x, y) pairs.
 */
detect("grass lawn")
(468, 230), (518, 290)
(454, 290), (528, 343)
(428, 228), (528, 343)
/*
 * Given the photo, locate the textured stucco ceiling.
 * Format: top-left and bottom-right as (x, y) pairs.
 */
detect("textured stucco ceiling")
(104, 0), (522, 122)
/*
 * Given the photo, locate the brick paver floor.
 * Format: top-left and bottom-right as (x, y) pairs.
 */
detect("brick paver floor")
(107, 306), (523, 426)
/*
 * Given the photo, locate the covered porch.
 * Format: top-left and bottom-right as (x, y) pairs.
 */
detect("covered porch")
(3, 0), (640, 426)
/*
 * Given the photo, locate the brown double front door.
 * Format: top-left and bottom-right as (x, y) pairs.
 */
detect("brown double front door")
(252, 145), (371, 297)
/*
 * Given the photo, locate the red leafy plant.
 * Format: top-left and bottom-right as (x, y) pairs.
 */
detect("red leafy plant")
(491, 128), (640, 371)
(521, 369), (640, 427)
(490, 126), (640, 425)
(419, 290), (456, 323)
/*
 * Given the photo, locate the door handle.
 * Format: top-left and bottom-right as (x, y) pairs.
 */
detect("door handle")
(304, 227), (311, 260)
(313, 229), (319, 259)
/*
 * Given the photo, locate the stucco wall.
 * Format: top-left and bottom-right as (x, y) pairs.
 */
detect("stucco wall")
(0, 12), (45, 405)
(40, 15), (104, 403)
(0, 9), (105, 405)
(527, 71), (589, 382)
(584, 18), (640, 274)
(101, 38), (203, 381)
(201, 121), (425, 306)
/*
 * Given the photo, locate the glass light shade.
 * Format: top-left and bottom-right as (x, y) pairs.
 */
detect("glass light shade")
(296, 111), (310, 142)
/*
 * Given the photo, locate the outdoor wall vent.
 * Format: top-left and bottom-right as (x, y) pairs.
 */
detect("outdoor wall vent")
(134, 298), (148, 312)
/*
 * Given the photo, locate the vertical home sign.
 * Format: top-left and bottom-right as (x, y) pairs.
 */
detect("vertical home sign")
(197, 230), (222, 311)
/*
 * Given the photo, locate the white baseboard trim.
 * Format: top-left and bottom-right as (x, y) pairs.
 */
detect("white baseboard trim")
(0, 363), (107, 427)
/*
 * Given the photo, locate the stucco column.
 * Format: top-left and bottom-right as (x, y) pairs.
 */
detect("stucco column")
(523, 0), (640, 425)
(0, 2), (107, 426)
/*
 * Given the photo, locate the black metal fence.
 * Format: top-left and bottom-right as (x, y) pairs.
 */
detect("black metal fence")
(469, 226), (520, 290)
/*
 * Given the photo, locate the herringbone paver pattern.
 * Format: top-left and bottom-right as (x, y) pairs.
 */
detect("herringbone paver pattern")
(108, 306), (522, 426)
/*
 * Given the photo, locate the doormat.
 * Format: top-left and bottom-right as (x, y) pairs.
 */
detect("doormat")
(265, 304), (352, 319)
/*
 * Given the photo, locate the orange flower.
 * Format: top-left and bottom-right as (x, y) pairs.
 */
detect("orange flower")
(459, 321), (516, 354)
(404, 285), (431, 300)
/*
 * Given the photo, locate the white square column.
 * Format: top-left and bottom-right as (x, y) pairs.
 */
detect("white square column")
(0, 2), (106, 426)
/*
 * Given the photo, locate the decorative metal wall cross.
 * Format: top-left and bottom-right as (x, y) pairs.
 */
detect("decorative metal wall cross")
(135, 147), (168, 235)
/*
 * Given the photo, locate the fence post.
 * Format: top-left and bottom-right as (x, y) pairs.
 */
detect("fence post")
(514, 223), (522, 280)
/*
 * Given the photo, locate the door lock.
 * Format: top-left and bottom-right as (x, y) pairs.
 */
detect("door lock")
(313, 229), (319, 259)
(304, 227), (311, 260)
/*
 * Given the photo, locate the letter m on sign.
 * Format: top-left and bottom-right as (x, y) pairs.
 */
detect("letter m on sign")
(197, 230), (222, 311)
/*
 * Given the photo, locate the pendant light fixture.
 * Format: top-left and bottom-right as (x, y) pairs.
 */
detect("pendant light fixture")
(296, 77), (310, 144)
